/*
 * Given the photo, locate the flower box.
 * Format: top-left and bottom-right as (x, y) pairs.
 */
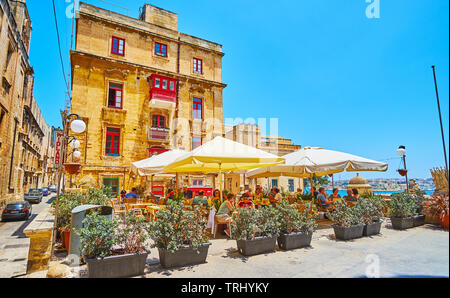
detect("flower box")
(158, 243), (211, 268)
(277, 232), (312, 250)
(236, 236), (277, 256)
(363, 220), (383, 237)
(64, 163), (81, 175)
(332, 224), (364, 241)
(390, 217), (414, 230)
(412, 214), (426, 227)
(86, 252), (148, 278)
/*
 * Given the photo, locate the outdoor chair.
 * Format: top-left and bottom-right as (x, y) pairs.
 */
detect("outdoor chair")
(214, 215), (231, 238)
(110, 199), (126, 215)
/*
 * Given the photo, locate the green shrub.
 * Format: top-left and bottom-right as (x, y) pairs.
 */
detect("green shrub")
(147, 200), (209, 253)
(52, 187), (112, 230)
(389, 194), (416, 218)
(231, 206), (280, 240)
(116, 212), (149, 254)
(356, 196), (385, 224)
(77, 212), (118, 259)
(326, 201), (364, 227)
(276, 200), (317, 234)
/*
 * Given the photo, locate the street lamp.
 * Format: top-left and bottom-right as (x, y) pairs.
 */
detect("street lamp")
(70, 116), (86, 134)
(397, 145), (409, 193)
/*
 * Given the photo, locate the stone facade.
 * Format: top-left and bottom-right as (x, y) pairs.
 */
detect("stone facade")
(69, 3), (226, 195)
(0, 0), (55, 208)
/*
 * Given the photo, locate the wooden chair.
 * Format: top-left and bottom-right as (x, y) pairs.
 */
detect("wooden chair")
(124, 198), (137, 205)
(214, 214), (231, 238)
(110, 199), (125, 215)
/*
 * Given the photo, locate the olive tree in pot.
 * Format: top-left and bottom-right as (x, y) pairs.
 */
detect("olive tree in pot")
(358, 195), (385, 236)
(276, 201), (317, 250)
(147, 200), (211, 268)
(389, 194), (416, 230)
(231, 206), (280, 256)
(77, 212), (149, 278)
(326, 201), (364, 241)
(408, 191), (427, 227)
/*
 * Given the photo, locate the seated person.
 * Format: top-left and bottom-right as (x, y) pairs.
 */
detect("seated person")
(238, 193), (254, 208)
(317, 187), (333, 210)
(351, 189), (361, 200)
(328, 188), (342, 202)
(193, 190), (209, 207)
(166, 189), (175, 200)
(125, 188), (138, 199)
(344, 189), (359, 202)
(273, 187), (283, 205)
(183, 186), (193, 199)
(216, 193), (236, 236)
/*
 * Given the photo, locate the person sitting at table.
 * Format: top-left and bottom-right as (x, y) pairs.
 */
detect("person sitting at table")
(120, 190), (127, 203)
(311, 187), (319, 199)
(274, 187), (283, 205)
(317, 187), (333, 210)
(254, 187), (263, 201)
(238, 193), (254, 209)
(125, 188), (138, 199)
(212, 189), (222, 207)
(246, 188), (253, 198)
(351, 189), (361, 200)
(193, 190), (209, 207)
(183, 186), (193, 199)
(217, 193), (236, 237)
(328, 188), (342, 202)
(295, 188), (303, 197)
(166, 189), (175, 200)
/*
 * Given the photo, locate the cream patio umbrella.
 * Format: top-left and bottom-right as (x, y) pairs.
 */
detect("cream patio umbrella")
(131, 149), (187, 194)
(163, 136), (285, 198)
(131, 149), (187, 176)
(247, 147), (388, 186)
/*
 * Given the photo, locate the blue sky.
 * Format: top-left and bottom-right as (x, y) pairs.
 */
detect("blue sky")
(27, 0), (448, 180)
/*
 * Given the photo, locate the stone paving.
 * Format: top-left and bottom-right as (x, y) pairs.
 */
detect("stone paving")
(34, 220), (449, 278)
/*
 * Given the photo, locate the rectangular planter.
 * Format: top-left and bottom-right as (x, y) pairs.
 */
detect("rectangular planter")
(158, 243), (211, 269)
(413, 214), (426, 227)
(236, 236), (277, 256)
(363, 221), (383, 237)
(390, 217), (414, 230)
(332, 224), (364, 241)
(86, 252), (148, 278)
(277, 232), (313, 250)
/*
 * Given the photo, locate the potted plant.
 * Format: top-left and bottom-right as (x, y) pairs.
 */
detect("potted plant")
(64, 163), (82, 175)
(422, 194), (449, 230)
(408, 191), (427, 227)
(389, 193), (416, 230)
(276, 201), (317, 250)
(326, 201), (364, 240)
(147, 200), (211, 268)
(231, 206), (280, 256)
(77, 212), (150, 278)
(357, 196), (385, 236)
(51, 187), (112, 251)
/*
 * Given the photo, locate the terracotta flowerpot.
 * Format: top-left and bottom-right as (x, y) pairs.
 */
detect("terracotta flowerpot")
(439, 214), (449, 230)
(61, 228), (71, 250)
(64, 163), (82, 175)
(424, 213), (440, 225)
(397, 169), (408, 177)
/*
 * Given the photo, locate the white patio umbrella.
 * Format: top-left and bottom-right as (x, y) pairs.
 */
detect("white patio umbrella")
(163, 136), (285, 198)
(247, 146), (388, 180)
(131, 149), (187, 176)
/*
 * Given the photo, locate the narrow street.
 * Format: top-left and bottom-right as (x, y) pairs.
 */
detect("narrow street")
(0, 195), (55, 278)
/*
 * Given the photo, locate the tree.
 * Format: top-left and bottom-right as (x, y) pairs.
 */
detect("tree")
(303, 175), (331, 189)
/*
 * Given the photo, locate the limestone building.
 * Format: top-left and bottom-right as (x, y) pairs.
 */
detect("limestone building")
(0, 0), (53, 207)
(69, 2), (226, 195)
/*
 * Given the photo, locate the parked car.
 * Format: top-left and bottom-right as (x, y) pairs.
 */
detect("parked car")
(48, 185), (57, 193)
(24, 189), (43, 204)
(2, 201), (32, 222)
(42, 188), (49, 196)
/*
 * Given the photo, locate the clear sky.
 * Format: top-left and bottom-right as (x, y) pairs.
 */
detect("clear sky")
(26, 0), (449, 180)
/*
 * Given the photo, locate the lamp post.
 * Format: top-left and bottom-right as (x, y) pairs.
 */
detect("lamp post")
(397, 145), (409, 193)
(52, 112), (86, 257)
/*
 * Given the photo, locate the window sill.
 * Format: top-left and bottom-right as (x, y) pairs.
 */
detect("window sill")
(152, 54), (169, 61)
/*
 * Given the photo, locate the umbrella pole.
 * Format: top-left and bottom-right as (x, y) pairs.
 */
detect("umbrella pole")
(176, 173), (179, 196)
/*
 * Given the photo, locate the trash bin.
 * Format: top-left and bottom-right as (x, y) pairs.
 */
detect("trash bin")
(68, 205), (113, 265)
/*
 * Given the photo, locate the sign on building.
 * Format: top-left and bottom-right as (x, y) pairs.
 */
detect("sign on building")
(54, 132), (64, 167)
